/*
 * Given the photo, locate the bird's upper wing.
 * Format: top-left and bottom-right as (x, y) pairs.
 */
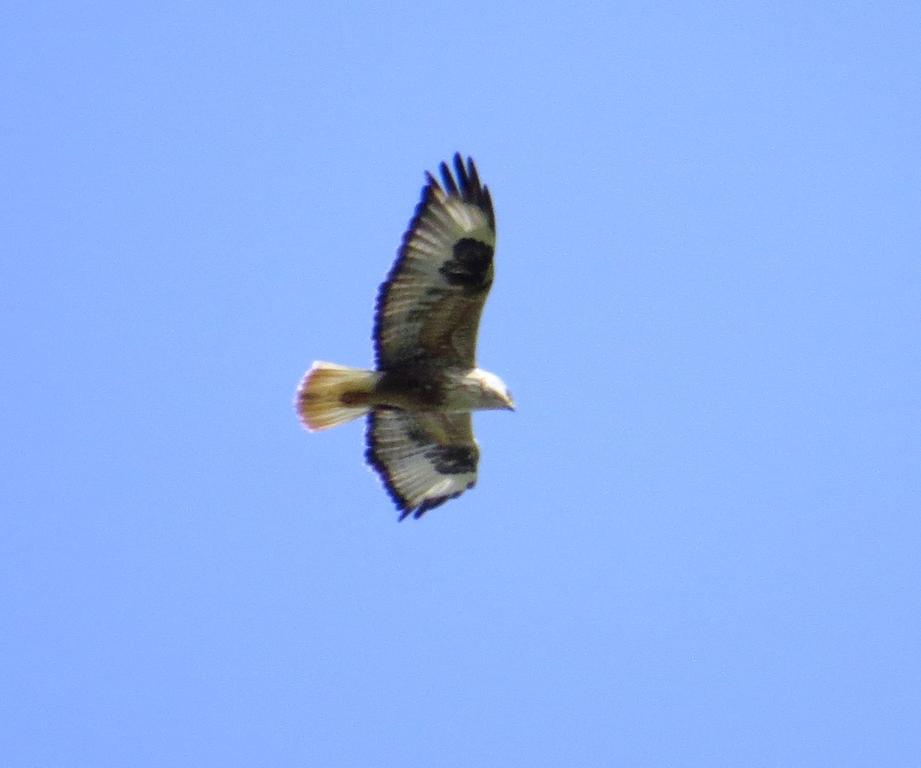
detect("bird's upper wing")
(365, 409), (479, 519)
(373, 154), (496, 369)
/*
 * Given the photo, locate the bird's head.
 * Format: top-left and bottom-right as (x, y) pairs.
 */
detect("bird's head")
(467, 368), (515, 411)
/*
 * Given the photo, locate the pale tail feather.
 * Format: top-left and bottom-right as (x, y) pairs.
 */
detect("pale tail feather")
(296, 362), (379, 431)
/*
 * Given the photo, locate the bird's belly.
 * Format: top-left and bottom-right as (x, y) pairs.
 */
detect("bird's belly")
(372, 366), (473, 412)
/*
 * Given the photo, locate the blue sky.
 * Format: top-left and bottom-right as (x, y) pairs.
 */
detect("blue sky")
(3, 2), (920, 765)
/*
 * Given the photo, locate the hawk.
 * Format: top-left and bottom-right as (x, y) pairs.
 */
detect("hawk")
(296, 154), (514, 519)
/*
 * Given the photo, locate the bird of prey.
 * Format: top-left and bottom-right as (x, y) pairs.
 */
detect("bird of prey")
(295, 153), (514, 519)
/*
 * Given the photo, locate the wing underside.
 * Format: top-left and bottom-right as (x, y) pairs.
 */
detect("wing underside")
(373, 154), (496, 369)
(365, 410), (479, 519)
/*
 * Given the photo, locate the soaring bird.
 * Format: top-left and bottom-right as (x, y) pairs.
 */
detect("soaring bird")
(296, 154), (513, 519)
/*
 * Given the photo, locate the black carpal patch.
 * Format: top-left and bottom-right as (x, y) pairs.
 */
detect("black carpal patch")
(428, 444), (479, 475)
(440, 238), (493, 290)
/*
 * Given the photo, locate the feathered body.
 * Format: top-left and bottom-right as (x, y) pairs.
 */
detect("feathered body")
(296, 154), (513, 519)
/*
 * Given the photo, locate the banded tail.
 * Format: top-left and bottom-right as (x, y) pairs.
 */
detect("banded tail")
(296, 362), (380, 431)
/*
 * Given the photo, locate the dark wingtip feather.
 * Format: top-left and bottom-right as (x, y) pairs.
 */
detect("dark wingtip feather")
(452, 152), (469, 191)
(439, 162), (458, 195)
(414, 493), (456, 519)
(441, 153), (495, 231)
(466, 157), (482, 192)
(425, 170), (441, 192)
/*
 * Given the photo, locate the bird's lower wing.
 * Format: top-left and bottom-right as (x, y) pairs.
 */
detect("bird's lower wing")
(365, 410), (479, 519)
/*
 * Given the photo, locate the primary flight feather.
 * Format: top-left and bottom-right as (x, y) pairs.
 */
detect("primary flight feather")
(295, 154), (514, 520)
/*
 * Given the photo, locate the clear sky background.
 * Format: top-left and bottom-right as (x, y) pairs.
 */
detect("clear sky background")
(3, 2), (920, 766)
